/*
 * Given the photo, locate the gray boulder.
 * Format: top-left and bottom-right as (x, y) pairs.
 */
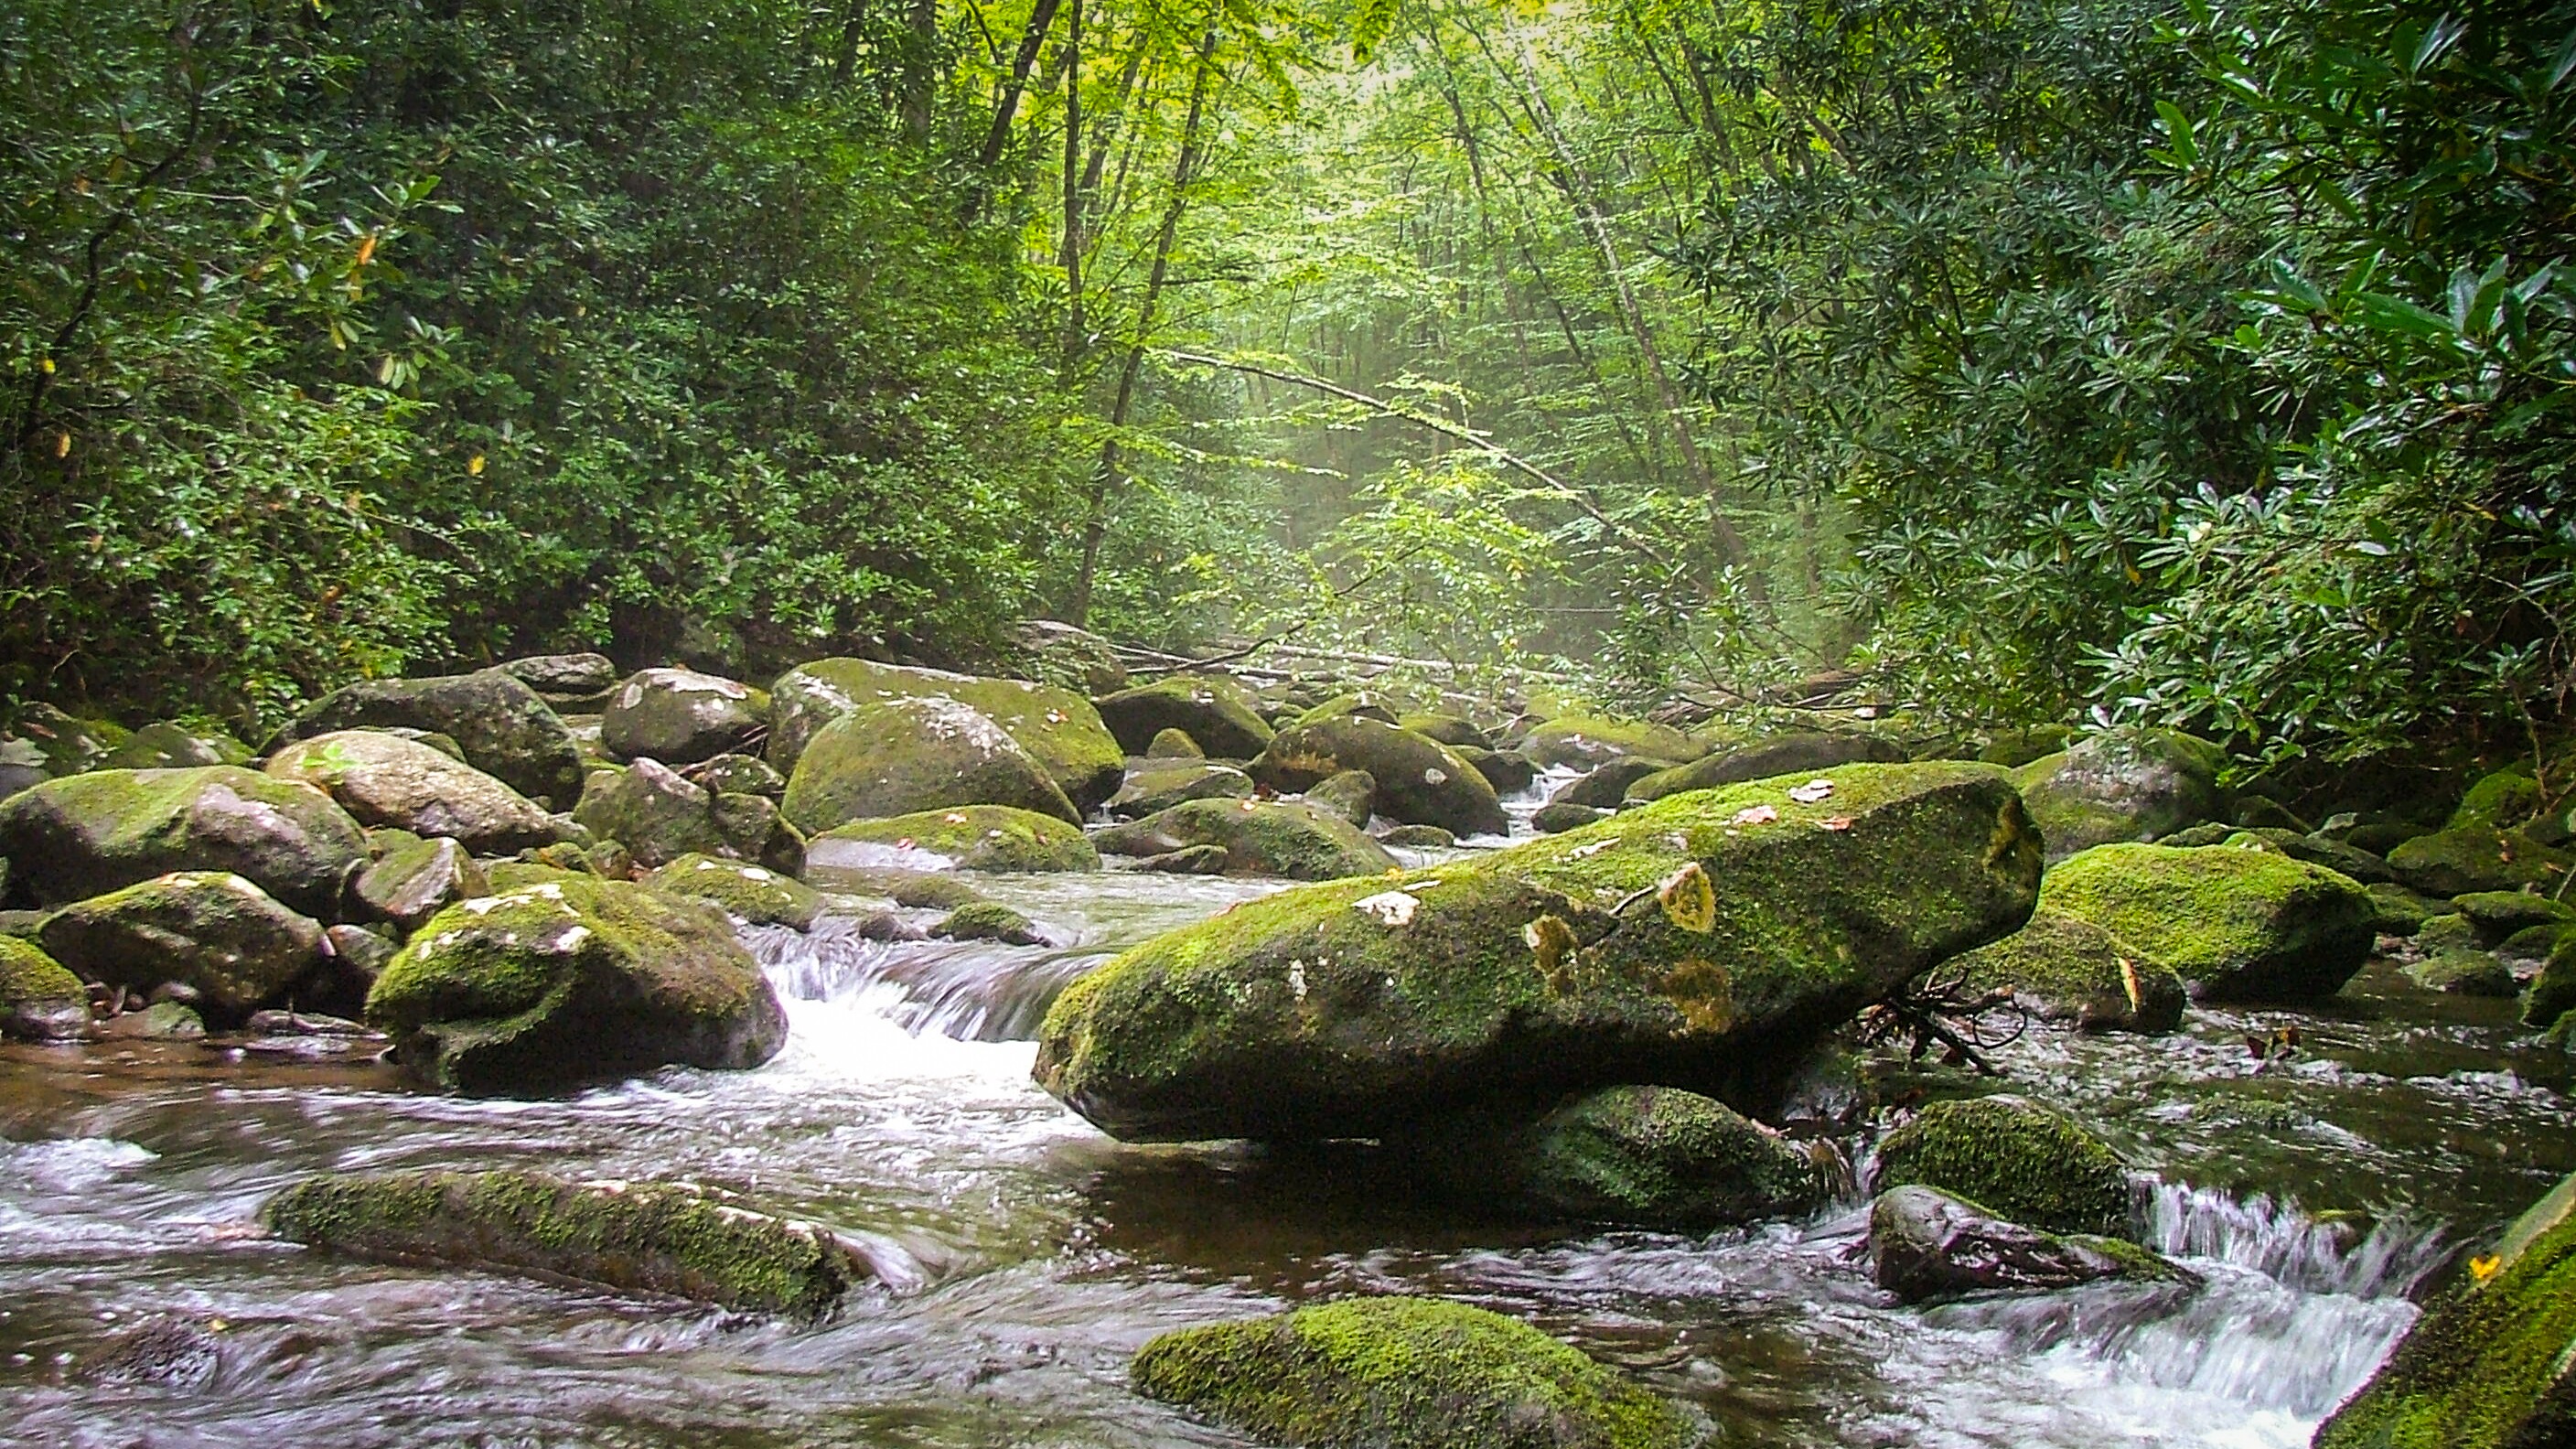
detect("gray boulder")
(1092, 677), (1274, 760)
(1105, 758), (1254, 821)
(1252, 716), (1508, 837)
(1092, 799), (1399, 882)
(0, 767), (366, 917)
(266, 730), (566, 854)
(2009, 731), (2229, 862)
(599, 668), (768, 767)
(779, 695), (1078, 833)
(354, 837), (488, 933)
(574, 759), (801, 872)
(1869, 1186), (2191, 1303)
(39, 871), (324, 1020)
(277, 669), (585, 807)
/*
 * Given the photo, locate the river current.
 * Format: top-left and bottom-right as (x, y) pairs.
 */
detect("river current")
(5, 778), (2571, 1448)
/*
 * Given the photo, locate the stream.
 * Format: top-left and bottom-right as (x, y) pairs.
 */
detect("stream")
(5, 780), (2573, 1448)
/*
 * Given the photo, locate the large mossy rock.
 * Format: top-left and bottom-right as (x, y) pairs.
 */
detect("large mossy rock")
(38, 871), (323, 1019)
(1625, 734), (1909, 805)
(599, 668), (768, 767)
(354, 836), (488, 933)
(1551, 759), (1679, 811)
(1106, 758), (1254, 821)
(1868, 1185), (2186, 1304)
(263, 1169), (873, 1317)
(2313, 1168), (2576, 1449)
(498, 652), (619, 705)
(99, 723), (252, 771)
(2039, 842), (2376, 1001)
(1489, 1084), (1822, 1229)
(1872, 1096), (2131, 1238)
(1, 936), (90, 1041)
(1009, 619), (1129, 695)
(645, 853), (823, 928)
(1947, 911), (2186, 1034)
(767, 659), (1122, 812)
(779, 695), (1078, 835)
(573, 759), (800, 871)
(14, 703), (130, 776)
(1519, 714), (1708, 769)
(1252, 717), (1508, 838)
(2388, 827), (2572, 898)
(366, 876), (788, 1093)
(266, 730), (566, 855)
(1093, 677), (1275, 760)
(1092, 799), (1399, 882)
(1132, 1296), (1701, 1449)
(1039, 763), (2042, 1142)
(2009, 731), (2228, 861)
(0, 767), (366, 918)
(278, 669), (584, 808)
(807, 805), (1100, 873)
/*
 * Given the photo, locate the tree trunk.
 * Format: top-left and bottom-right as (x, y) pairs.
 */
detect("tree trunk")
(900, 0), (936, 144)
(971, 0), (1064, 171)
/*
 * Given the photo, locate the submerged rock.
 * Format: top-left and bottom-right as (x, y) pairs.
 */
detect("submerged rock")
(769, 659), (1123, 811)
(1091, 799), (1398, 882)
(2009, 731), (2227, 861)
(1480, 1084), (1822, 1229)
(1132, 1295), (1701, 1449)
(1868, 1185), (2189, 1304)
(779, 694), (1078, 833)
(1094, 677), (1275, 760)
(276, 669), (585, 808)
(73, 1315), (225, 1390)
(0, 766), (367, 917)
(263, 1169), (874, 1317)
(1871, 1096), (2131, 1238)
(645, 853), (823, 928)
(39, 871), (324, 1020)
(1252, 716), (1509, 838)
(266, 730), (568, 855)
(2039, 843), (2375, 1001)
(1946, 912), (2186, 1034)
(1038, 763), (2041, 1143)
(808, 805), (1099, 873)
(2313, 1167), (2576, 1449)
(0, 935), (89, 1041)
(1625, 734), (1908, 804)
(366, 877), (788, 1093)
(599, 668), (768, 767)
(934, 901), (1043, 945)
(1105, 758), (1253, 821)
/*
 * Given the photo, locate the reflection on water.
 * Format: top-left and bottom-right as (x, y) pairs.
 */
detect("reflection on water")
(4, 853), (2571, 1448)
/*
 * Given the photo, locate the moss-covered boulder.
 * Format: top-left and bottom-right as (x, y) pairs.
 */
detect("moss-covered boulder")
(574, 758), (800, 872)
(99, 723), (252, 771)
(0, 936), (89, 1041)
(1401, 713), (1492, 750)
(1948, 912), (2186, 1034)
(266, 730), (567, 855)
(808, 805), (1099, 873)
(2388, 827), (2573, 898)
(1978, 725), (2076, 768)
(779, 695), (1078, 834)
(1868, 1185), (2188, 1304)
(1551, 759), (1679, 811)
(1304, 769), (1378, 829)
(2039, 843), (2376, 1001)
(2367, 882), (2441, 937)
(934, 901), (1043, 945)
(2313, 1167), (2576, 1449)
(1092, 799), (1398, 883)
(39, 871), (324, 1019)
(0, 766), (367, 917)
(355, 836), (488, 933)
(686, 752), (785, 800)
(2521, 932), (2576, 1031)
(2455, 891), (2576, 939)
(1495, 1085), (1822, 1229)
(498, 652), (619, 707)
(2450, 767), (2547, 832)
(768, 659), (1123, 812)
(1460, 746), (1539, 797)
(599, 668), (768, 767)
(1626, 734), (1910, 805)
(1147, 728), (1204, 758)
(1534, 801), (1610, 834)
(1252, 718), (1508, 838)
(366, 876), (788, 1093)
(276, 669), (585, 808)
(1094, 676), (1275, 761)
(1871, 1096), (2131, 1238)
(646, 853), (822, 928)
(2219, 828), (2396, 885)
(1132, 1296), (1701, 1449)
(799, 866), (986, 911)
(2406, 950), (2517, 996)
(1106, 759), (1254, 821)
(1040, 763), (2042, 1142)
(1519, 714), (1709, 770)
(263, 1169), (873, 1317)
(2009, 731), (2228, 861)
(1010, 619), (1129, 695)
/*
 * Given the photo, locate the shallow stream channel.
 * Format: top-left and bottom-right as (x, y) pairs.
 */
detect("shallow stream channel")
(5, 781), (2573, 1448)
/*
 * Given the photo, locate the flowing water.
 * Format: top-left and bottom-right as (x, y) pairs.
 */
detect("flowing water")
(6, 786), (2574, 1448)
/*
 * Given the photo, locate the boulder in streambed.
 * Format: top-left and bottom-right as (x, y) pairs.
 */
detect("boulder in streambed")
(1868, 1185), (2191, 1304)
(0, 766), (366, 918)
(266, 730), (570, 855)
(1105, 758), (1253, 821)
(1424, 1084), (1825, 1230)
(1037, 762), (2042, 1143)
(1251, 716), (1508, 838)
(38, 871), (324, 1021)
(933, 901), (1044, 945)
(779, 695), (1078, 834)
(0, 936), (89, 1041)
(1533, 801), (1610, 834)
(767, 658), (1123, 811)
(2039, 842), (2376, 1001)
(498, 652), (619, 709)
(1458, 745), (1539, 798)
(1302, 768), (1376, 829)
(365, 876), (788, 1093)
(2312, 1167), (2576, 1449)
(1401, 712), (1491, 750)
(808, 804), (1099, 873)
(275, 669), (585, 808)
(1132, 1295), (1702, 1449)
(1871, 1095), (2131, 1238)
(1946, 912), (2186, 1034)
(1146, 727), (1203, 759)
(685, 752), (786, 800)
(353, 836), (488, 933)
(2009, 731), (2228, 861)
(1551, 758), (1680, 810)
(263, 1169), (874, 1317)
(2387, 826), (2573, 898)
(574, 758), (801, 872)
(1519, 713), (1708, 769)
(1091, 799), (1398, 883)
(1092, 677), (1275, 761)
(645, 853), (822, 928)
(98, 723), (252, 771)
(1624, 733), (1909, 805)
(599, 668), (768, 767)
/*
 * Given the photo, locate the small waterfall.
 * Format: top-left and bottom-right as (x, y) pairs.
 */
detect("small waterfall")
(742, 915), (1099, 1043)
(2141, 1179), (2451, 1299)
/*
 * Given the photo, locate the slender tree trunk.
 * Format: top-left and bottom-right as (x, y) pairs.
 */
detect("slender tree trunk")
(1058, 0), (1085, 369)
(832, 0), (871, 90)
(971, 0), (1064, 171)
(1068, 23), (1220, 627)
(900, 0), (936, 143)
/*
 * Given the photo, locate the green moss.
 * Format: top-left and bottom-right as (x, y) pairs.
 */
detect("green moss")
(1519, 713), (1711, 769)
(1978, 725), (2076, 768)
(1092, 676), (1277, 760)
(2454, 891), (2575, 937)
(1873, 1095), (2131, 1238)
(2451, 768), (2545, 831)
(2405, 950), (2517, 997)
(644, 853), (823, 928)
(2038, 843), (2376, 1000)
(778, 696), (1079, 833)
(935, 901), (1039, 944)
(0, 935), (87, 1039)
(2388, 827), (2573, 898)
(1513, 1085), (1821, 1228)
(2367, 882), (2440, 937)
(768, 658), (1123, 810)
(263, 1169), (870, 1317)
(1132, 1296), (1700, 1449)
(2522, 931), (2576, 1030)
(1948, 911), (2186, 1033)
(2314, 1169), (2576, 1449)
(1147, 728), (1204, 758)
(2417, 913), (2483, 953)
(800, 866), (985, 910)
(2007, 731), (2227, 861)
(809, 804), (1098, 873)
(0, 765), (367, 916)
(1093, 798), (1398, 880)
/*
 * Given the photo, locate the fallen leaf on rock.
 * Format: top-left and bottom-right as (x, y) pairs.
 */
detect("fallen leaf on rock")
(1658, 863), (1716, 933)
(1787, 778), (1835, 804)
(1731, 804), (1778, 827)
(1353, 890), (1420, 927)
(1820, 816), (1853, 832)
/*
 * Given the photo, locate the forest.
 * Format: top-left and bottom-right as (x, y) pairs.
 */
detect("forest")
(3, 3), (2575, 1447)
